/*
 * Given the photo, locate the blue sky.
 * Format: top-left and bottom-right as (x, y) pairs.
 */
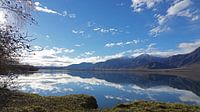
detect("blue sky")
(10, 0), (200, 66)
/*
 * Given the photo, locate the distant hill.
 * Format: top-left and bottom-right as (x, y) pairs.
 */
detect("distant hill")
(66, 47), (200, 70)
(0, 64), (39, 75)
(165, 47), (200, 67)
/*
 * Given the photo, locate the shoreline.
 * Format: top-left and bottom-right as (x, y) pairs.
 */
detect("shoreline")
(57, 64), (200, 81)
(0, 88), (200, 112)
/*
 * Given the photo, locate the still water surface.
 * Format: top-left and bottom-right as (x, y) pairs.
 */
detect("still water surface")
(13, 70), (200, 108)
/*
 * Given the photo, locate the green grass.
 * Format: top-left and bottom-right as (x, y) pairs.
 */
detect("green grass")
(104, 101), (200, 112)
(1, 88), (200, 112)
(0, 88), (98, 112)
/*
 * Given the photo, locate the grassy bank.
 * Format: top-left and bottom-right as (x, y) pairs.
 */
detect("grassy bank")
(0, 88), (98, 112)
(105, 101), (200, 112)
(0, 88), (200, 112)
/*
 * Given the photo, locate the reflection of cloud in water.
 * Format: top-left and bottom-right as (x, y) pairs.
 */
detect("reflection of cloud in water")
(105, 95), (131, 102)
(179, 91), (200, 104)
(15, 73), (124, 93)
(12, 73), (200, 105)
(130, 85), (200, 104)
(83, 86), (94, 90)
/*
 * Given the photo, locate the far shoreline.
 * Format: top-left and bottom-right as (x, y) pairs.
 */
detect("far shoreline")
(37, 64), (200, 81)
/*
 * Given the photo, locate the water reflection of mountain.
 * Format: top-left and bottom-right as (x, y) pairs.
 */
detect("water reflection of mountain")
(65, 71), (200, 97)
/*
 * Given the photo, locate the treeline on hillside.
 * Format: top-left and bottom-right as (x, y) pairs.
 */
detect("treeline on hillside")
(0, 62), (38, 74)
(0, 57), (38, 74)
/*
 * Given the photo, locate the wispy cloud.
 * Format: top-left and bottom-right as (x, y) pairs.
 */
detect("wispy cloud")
(131, 39), (200, 57)
(149, 0), (200, 37)
(167, 0), (192, 16)
(87, 21), (96, 27)
(131, 0), (163, 12)
(149, 25), (171, 37)
(178, 39), (200, 53)
(34, 2), (60, 14)
(85, 21), (128, 36)
(105, 40), (140, 48)
(72, 30), (85, 35)
(116, 2), (126, 7)
(80, 51), (96, 57)
(74, 44), (84, 47)
(131, 0), (200, 37)
(34, 2), (76, 19)
(62, 11), (76, 18)
(93, 27), (119, 35)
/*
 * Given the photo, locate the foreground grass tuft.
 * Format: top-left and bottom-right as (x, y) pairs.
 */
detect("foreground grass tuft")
(104, 101), (200, 112)
(0, 88), (98, 112)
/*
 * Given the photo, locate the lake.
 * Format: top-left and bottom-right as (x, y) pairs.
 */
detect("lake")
(10, 70), (200, 108)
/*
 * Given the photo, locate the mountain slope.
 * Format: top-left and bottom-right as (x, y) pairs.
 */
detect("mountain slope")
(165, 47), (200, 67)
(67, 47), (200, 70)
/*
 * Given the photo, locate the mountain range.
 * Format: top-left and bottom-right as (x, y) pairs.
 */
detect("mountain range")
(66, 47), (200, 70)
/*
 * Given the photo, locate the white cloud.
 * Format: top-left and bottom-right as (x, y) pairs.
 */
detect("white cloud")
(45, 35), (50, 39)
(131, 39), (200, 57)
(87, 23), (125, 35)
(87, 21), (97, 28)
(20, 46), (125, 66)
(149, 0), (200, 37)
(34, 2), (40, 6)
(85, 51), (95, 56)
(35, 6), (60, 14)
(177, 9), (199, 21)
(80, 51), (96, 57)
(20, 39), (200, 66)
(105, 40), (140, 48)
(116, 2), (126, 7)
(178, 39), (200, 53)
(93, 27), (119, 35)
(62, 11), (76, 18)
(64, 49), (75, 53)
(167, 0), (192, 16)
(191, 15), (199, 21)
(75, 45), (81, 47)
(149, 26), (170, 37)
(131, 0), (163, 12)
(166, 0), (198, 20)
(21, 47), (75, 66)
(154, 14), (167, 25)
(74, 44), (84, 47)
(72, 30), (85, 34)
(34, 2), (76, 19)
(105, 42), (122, 48)
(131, 0), (200, 37)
